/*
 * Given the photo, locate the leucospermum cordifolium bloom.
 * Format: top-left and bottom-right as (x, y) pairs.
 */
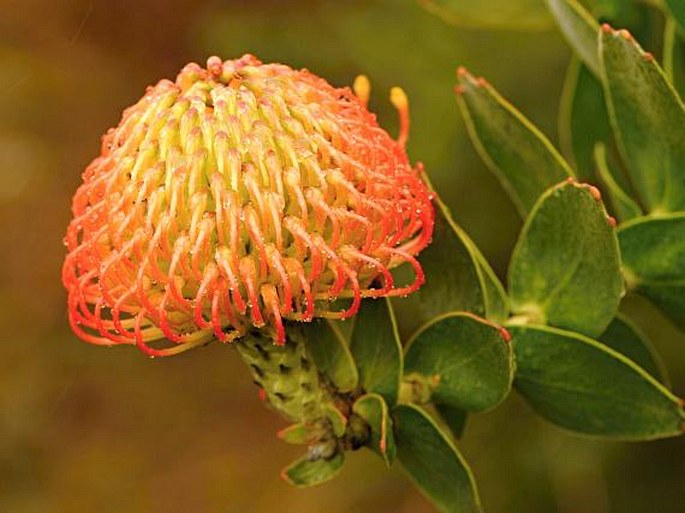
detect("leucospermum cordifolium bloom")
(63, 54), (444, 489)
(63, 54), (434, 355)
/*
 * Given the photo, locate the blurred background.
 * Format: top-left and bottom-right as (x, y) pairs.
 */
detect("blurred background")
(1, 0), (683, 512)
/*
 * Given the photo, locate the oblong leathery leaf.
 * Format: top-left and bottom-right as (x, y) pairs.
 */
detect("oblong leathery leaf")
(559, 59), (613, 179)
(392, 193), (502, 337)
(618, 213), (685, 330)
(304, 319), (358, 393)
(456, 67), (573, 216)
(435, 403), (469, 439)
(600, 24), (685, 213)
(281, 452), (345, 488)
(404, 312), (514, 412)
(393, 404), (482, 513)
(599, 313), (669, 384)
(594, 142), (642, 221)
(350, 298), (403, 405)
(546, 0), (601, 76)
(508, 180), (623, 337)
(510, 324), (685, 439)
(418, 0), (551, 30)
(352, 393), (396, 466)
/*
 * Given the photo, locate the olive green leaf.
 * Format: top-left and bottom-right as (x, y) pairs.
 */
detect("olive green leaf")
(417, 0), (551, 30)
(456, 67), (573, 216)
(510, 324), (685, 440)
(594, 142), (642, 221)
(305, 319), (359, 393)
(352, 393), (396, 466)
(404, 312), (514, 412)
(281, 452), (345, 488)
(393, 404), (482, 513)
(600, 24), (685, 213)
(508, 180), (623, 337)
(618, 213), (685, 330)
(435, 403), (469, 439)
(599, 314), (669, 384)
(559, 59), (612, 179)
(546, 0), (601, 76)
(392, 193), (507, 337)
(349, 298), (403, 405)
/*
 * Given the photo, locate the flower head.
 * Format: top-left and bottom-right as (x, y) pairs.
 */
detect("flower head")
(63, 55), (434, 356)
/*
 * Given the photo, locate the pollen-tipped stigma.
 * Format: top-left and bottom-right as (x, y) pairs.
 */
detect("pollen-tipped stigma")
(62, 55), (435, 356)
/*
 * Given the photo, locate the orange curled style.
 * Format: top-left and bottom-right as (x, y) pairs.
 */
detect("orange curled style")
(62, 55), (435, 355)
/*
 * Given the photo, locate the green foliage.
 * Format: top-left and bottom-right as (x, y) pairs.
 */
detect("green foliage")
(393, 404), (482, 513)
(559, 60), (612, 179)
(350, 298), (403, 405)
(305, 319), (359, 393)
(455, 68), (573, 215)
(434, 404), (469, 439)
(599, 314), (669, 383)
(352, 393), (396, 466)
(392, 193), (507, 337)
(665, 0), (685, 33)
(593, 143), (642, 221)
(511, 324), (685, 439)
(281, 452), (345, 488)
(508, 180), (623, 337)
(600, 25), (685, 213)
(619, 214), (685, 329)
(404, 312), (514, 412)
(546, 0), (602, 75)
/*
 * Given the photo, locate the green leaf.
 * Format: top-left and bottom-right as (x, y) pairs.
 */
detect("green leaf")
(349, 298), (402, 405)
(393, 404), (482, 513)
(417, 0), (551, 30)
(665, 0), (685, 35)
(618, 213), (685, 329)
(352, 393), (396, 466)
(600, 24), (685, 213)
(559, 59), (613, 179)
(435, 403), (469, 439)
(277, 423), (319, 445)
(508, 180), (623, 337)
(510, 324), (685, 440)
(281, 452), (345, 488)
(546, 0), (601, 76)
(599, 314), (669, 384)
(456, 67), (573, 216)
(594, 143), (642, 221)
(404, 312), (514, 412)
(305, 319), (359, 393)
(392, 194), (506, 336)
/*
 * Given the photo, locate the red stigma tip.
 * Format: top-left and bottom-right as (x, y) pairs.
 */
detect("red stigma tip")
(476, 77), (487, 87)
(457, 66), (468, 77)
(500, 327), (512, 343)
(566, 177), (576, 184)
(454, 85), (465, 95)
(601, 23), (612, 33)
(643, 52), (654, 62)
(258, 388), (268, 402)
(607, 216), (617, 228)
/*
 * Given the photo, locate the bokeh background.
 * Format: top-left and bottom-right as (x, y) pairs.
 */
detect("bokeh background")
(1, 0), (684, 512)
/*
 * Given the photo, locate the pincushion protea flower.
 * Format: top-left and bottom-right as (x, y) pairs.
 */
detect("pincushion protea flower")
(62, 55), (434, 465)
(63, 54), (433, 355)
